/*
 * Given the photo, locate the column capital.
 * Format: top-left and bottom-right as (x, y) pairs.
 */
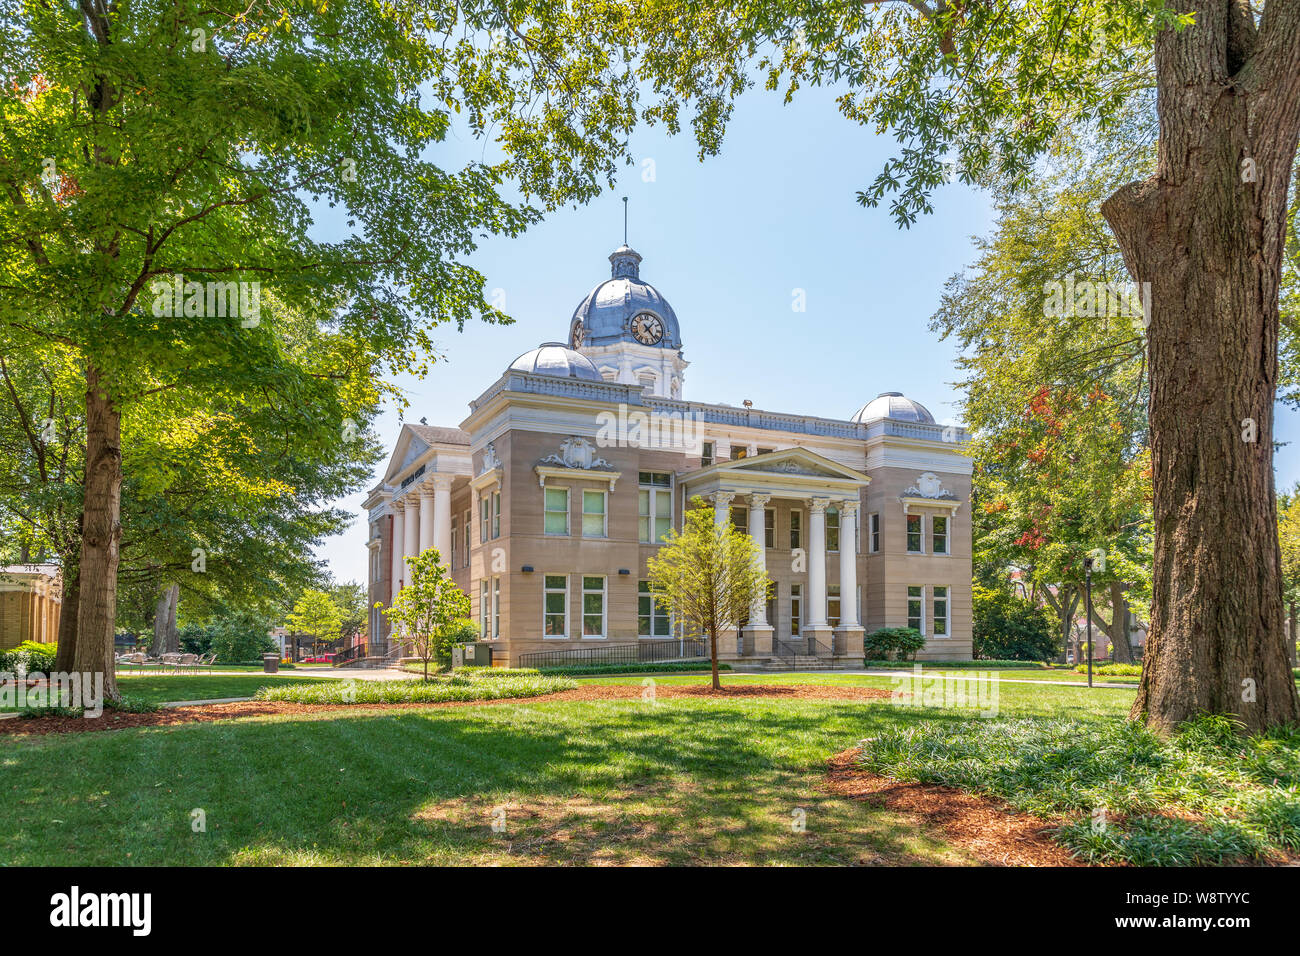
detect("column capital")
(431, 473), (454, 492)
(392, 499), (406, 514)
(808, 496), (831, 516)
(747, 492), (772, 508)
(840, 498), (860, 518)
(709, 491), (736, 509)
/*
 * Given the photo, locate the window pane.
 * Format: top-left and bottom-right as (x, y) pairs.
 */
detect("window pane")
(583, 576), (603, 591)
(545, 512), (567, 535)
(545, 488), (566, 510)
(906, 515), (922, 552)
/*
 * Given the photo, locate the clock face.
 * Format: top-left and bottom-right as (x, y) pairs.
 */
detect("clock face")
(630, 312), (664, 345)
(570, 318), (585, 348)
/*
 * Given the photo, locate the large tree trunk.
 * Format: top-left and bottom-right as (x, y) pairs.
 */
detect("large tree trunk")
(1109, 582), (1134, 664)
(72, 364), (121, 701)
(1102, 0), (1300, 732)
(149, 583), (179, 657)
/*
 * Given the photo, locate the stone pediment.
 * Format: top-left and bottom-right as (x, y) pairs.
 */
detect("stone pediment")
(734, 458), (845, 479)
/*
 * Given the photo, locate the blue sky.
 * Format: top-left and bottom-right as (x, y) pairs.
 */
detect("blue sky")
(316, 84), (1300, 584)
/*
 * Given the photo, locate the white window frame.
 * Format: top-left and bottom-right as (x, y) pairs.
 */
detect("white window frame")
(932, 514), (949, 555)
(638, 472), (674, 543)
(480, 579), (490, 638)
(638, 581), (671, 638)
(906, 513), (924, 554)
(581, 488), (608, 538)
(462, 509), (471, 567)
(869, 512), (880, 553)
(491, 491), (501, 539)
(764, 508), (775, 549)
(480, 494), (490, 544)
(701, 441), (715, 466)
(932, 585), (950, 638)
(826, 505), (840, 553)
(543, 574), (569, 638)
(907, 585), (926, 635)
(791, 583), (803, 637)
(789, 508), (803, 551)
(581, 575), (607, 639)
(491, 577), (501, 639)
(544, 486), (570, 536)
(450, 519), (458, 568)
(827, 585), (841, 629)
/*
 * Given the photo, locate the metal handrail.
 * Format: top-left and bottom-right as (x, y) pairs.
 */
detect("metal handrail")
(518, 638), (707, 670)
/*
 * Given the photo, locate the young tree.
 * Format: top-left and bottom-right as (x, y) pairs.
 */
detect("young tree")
(286, 589), (343, 660)
(645, 497), (770, 691)
(379, 550), (470, 681)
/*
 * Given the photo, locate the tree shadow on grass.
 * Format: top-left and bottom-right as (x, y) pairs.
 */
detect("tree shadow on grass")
(0, 698), (1003, 866)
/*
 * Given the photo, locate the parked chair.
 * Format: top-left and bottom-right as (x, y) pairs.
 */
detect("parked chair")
(116, 652), (148, 672)
(174, 653), (201, 671)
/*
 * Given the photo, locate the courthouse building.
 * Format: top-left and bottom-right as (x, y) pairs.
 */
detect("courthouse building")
(363, 244), (972, 665)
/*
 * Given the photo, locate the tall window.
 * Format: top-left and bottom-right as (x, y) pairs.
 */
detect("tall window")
(543, 575), (568, 637)
(869, 513), (880, 553)
(638, 472), (673, 543)
(826, 505), (840, 552)
(932, 586), (949, 637)
(462, 510), (471, 567)
(544, 487), (569, 536)
(791, 584), (802, 636)
(827, 585), (841, 628)
(789, 510), (803, 550)
(907, 585), (925, 634)
(638, 581), (671, 637)
(582, 576), (606, 638)
(932, 515), (949, 555)
(450, 519), (458, 567)
(582, 489), (607, 537)
(491, 577), (501, 639)
(701, 441), (715, 466)
(491, 491), (501, 539)
(906, 514), (923, 553)
(764, 508), (775, 549)
(730, 506), (748, 536)
(480, 579), (490, 638)
(480, 494), (489, 543)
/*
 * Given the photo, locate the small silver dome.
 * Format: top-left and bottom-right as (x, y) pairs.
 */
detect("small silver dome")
(570, 246), (681, 349)
(508, 343), (603, 381)
(851, 391), (936, 424)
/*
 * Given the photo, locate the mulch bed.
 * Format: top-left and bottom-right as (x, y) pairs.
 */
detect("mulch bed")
(824, 748), (1083, 866)
(0, 682), (890, 737)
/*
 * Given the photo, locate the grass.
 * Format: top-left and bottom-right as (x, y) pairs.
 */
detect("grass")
(255, 672), (575, 705)
(538, 661), (731, 677)
(1, 674), (328, 712)
(858, 713), (1300, 865)
(0, 674), (1135, 865)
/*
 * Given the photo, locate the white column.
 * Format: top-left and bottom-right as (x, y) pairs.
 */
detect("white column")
(747, 493), (772, 627)
(390, 501), (405, 595)
(403, 494), (420, 568)
(711, 490), (735, 526)
(839, 500), (860, 627)
(433, 474), (453, 563)
(419, 486), (436, 557)
(807, 497), (829, 628)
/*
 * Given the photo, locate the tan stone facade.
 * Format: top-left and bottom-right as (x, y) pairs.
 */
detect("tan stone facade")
(365, 377), (972, 666)
(0, 565), (62, 650)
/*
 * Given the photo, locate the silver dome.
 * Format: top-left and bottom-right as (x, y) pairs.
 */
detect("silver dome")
(509, 343), (603, 381)
(851, 391), (936, 424)
(569, 246), (681, 349)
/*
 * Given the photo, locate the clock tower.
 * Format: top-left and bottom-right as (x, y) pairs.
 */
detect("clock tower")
(568, 245), (688, 399)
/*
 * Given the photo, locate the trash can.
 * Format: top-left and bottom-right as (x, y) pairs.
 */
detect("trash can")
(262, 654), (280, 674)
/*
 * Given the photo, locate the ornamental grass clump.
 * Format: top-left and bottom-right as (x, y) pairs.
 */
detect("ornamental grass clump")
(857, 713), (1300, 865)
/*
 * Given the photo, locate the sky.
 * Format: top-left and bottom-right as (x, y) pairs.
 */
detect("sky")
(313, 84), (1300, 585)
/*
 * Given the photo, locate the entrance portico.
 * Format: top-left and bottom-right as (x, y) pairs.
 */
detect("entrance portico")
(683, 448), (870, 663)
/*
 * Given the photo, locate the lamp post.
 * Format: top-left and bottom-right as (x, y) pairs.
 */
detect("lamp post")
(1083, 556), (1094, 688)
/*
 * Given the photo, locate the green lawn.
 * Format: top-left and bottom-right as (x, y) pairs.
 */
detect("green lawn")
(0, 674), (1134, 865)
(1, 673), (329, 712)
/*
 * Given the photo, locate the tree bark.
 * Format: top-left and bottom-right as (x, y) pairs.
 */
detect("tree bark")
(709, 627), (720, 690)
(1102, 0), (1300, 732)
(54, 561), (79, 673)
(1109, 582), (1134, 664)
(71, 364), (121, 701)
(149, 583), (179, 656)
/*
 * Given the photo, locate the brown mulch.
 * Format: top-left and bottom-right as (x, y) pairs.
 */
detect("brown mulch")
(0, 682), (889, 737)
(824, 748), (1083, 867)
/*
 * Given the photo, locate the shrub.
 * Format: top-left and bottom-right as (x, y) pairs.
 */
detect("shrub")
(208, 611), (278, 662)
(453, 666), (540, 677)
(538, 661), (733, 676)
(439, 618), (480, 663)
(864, 659), (1047, 669)
(1074, 662), (1142, 676)
(864, 627), (926, 662)
(0, 641), (57, 673)
(106, 694), (161, 713)
(972, 584), (1057, 661)
(255, 671), (574, 705)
